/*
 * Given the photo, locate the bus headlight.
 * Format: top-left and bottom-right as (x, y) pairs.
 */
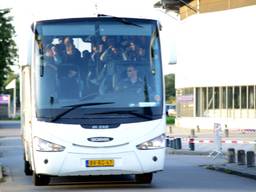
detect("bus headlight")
(136, 134), (165, 150)
(34, 137), (65, 152)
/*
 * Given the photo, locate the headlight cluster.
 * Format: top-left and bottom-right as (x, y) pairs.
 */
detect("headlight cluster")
(136, 134), (165, 150)
(33, 137), (65, 152)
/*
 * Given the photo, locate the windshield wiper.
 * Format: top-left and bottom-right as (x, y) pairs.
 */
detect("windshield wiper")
(50, 102), (114, 122)
(90, 110), (153, 120)
(97, 14), (143, 28)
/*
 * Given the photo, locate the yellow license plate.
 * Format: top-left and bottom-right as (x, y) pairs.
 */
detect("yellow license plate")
(86, 160), (114, 167)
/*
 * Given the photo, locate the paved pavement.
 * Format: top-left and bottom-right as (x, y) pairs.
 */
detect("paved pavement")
(166, 124), (256, 181)
(0, 120), (21, 182)
(0, 121), (256, 183)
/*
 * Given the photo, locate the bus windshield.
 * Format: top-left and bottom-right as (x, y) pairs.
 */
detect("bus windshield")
(34, 17), (163, 125)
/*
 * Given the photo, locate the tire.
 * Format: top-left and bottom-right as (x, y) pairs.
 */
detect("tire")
(135, 173), (153, 184)
(32, 173), (50, 186)
(24, 160), (33, 176)
(24, 153), (33, 176)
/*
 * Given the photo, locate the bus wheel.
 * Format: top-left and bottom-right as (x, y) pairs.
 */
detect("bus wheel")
(24, 160), (33, 176)
(24, 153), (33, 176)
(135, 173), (153, 184)
(32, 173), (50, 186)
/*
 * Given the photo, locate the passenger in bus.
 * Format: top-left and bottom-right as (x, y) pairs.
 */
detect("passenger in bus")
(51, 45), (63, 65)
(98, 35), (109, 53)
(100, 45), (125, 62)
(62, 37), (81, 64)
(44, 44), (55, 64)
(44, 44), (62, 66)
(137, 47), (147, 61)
(57, 65), (80, 99)
(117, 65), (143, 93)
(125, 42), (139, 61)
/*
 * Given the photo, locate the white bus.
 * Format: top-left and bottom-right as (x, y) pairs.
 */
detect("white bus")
(21, 12), (166, 186)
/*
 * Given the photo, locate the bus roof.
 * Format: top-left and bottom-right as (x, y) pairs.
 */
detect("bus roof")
(31, 1), (161, 23)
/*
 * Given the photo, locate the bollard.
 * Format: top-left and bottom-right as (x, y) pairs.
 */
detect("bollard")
(224, 129), (229, 137)
(246, 151), (255, 167)
(170, 139), (174, 148)
(189, 138), (195, 151)
(190, 129), (195, 137)
(227, 148), (236, 163)
(173, 138), (178, 149)
(169, 125), (172, 134)
(237, 150), (246, 165)
(175, 138), (182, 150)
(166, 137), (170, 147)
(196, 125), (200, 132)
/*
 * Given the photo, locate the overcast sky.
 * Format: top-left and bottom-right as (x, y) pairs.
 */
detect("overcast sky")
(0, 0), (177, 75)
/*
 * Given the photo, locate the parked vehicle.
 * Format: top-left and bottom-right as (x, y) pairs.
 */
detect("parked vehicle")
(166, 104), (176, 116)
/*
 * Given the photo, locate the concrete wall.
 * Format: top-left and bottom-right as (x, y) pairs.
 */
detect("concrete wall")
(176, 5), (256, 88)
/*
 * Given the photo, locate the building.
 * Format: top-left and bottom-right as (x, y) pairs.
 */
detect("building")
(157, 0), (256, 130)
(0, 94), (10, 119)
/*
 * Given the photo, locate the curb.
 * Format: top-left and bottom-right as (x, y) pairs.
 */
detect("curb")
(166, 148), (211, 156)
(204, 164), (256, 180)
(0, 164), (3, 182)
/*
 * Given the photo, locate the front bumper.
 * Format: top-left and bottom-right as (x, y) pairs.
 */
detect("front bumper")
(33, 147), (165, 176)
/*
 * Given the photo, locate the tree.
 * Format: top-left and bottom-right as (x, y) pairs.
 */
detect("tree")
(0, 8), (17, 92)
(165, 74), (175, 103)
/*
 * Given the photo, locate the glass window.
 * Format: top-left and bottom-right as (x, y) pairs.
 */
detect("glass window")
(227, 87), (233, 109)
(214, 87), (220, 109)
(241, 86), (247, 109)
(221, 87), (226, 109)
(177, 88), (194, 117)
(196, 88), (200, 117)
(248, 86), (254, 109)
(234, 86), (240, 109)
(208, 87), (213, 109)
(34, 18), (163, 124)
(202, 87), (207, 113)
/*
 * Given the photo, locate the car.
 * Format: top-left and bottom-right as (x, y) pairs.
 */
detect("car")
(166, 104), (176, 116)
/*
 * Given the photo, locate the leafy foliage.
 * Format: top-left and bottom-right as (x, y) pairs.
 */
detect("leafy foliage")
(166, 116), (175, 125)
(0, 8), (17, 92)
(165, 74), (175, 103)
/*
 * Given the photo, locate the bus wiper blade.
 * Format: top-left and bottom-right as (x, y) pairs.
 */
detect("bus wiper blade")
(116, 18), (143, 28)
(97, 14), (143, 28)
(50, 102), (114, 122)
(91, 110), (153, 120)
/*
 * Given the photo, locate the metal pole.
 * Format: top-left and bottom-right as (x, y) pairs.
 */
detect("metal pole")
(13, 84), (16, 118)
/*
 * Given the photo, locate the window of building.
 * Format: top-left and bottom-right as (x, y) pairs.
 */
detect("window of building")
(221, 87), (227, 109)
(176, 88), (194, 117)
(208, 87), (213, 109)
(214, 87), (220, 109)
(228, 87), (233, 109)
(234, 86), (240, 109)
(248, 86), (254, 109)
(178, 85), (256, 119)
(241, 86), (247, 109)
(196, 88), (200, 117)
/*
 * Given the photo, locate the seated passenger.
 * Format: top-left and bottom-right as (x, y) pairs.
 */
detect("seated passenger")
(57, 65), (80, 99)
(117, 65), (143, 93)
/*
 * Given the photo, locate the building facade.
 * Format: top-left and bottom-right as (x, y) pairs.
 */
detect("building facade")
(157, 0), (256, 130)
(177, 1), (256, 130)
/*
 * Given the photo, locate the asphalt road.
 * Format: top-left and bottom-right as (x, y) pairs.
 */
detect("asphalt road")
(0, 121), (20, 129)
(1, 123), (256, 192)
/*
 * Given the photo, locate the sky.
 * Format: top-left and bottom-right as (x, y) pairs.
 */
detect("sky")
(0, 0), (178, 75)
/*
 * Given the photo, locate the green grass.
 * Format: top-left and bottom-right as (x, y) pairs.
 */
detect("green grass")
(166, 116), (175, 125)
(0, 115), (20, 121)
